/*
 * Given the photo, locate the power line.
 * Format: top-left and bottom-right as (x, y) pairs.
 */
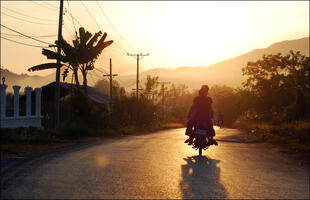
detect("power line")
(41, 1), (59, 9)
(78, 1), (137, 85)
(96, 66), (136, 88)
(0, 24), (53, 45)
(1, 32), (57, 38)
(95, 67), (109, 75)
(4, 1), (81, 28)
(63, 16), (77, 35)
(1, 36), (49, 48)
(96, 1), (138, 52)
(1, 6), (58, 22)
(91, 70), (104, 79)
(62, 24), (73, 37)
(80, 1), (129, 55)
(1, 12), (58, 25)
(127, 52), (149, 98)
(66, 0), (78, 36)
(88, 72), (97, 86)
(63, 6), (83, 28)
(81, 2), (102, 30)
(30, 1), (59, 12)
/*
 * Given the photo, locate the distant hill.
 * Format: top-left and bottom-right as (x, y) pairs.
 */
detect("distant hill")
(120, 36), (309, 90)
(1, 69), (55, 93)
(1, 37), (308, 92)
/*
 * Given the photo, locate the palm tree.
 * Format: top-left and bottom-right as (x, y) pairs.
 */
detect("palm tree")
(74, 27), (113, 94)
(28, 27), (113, 94)
(29, 37), (81, 89)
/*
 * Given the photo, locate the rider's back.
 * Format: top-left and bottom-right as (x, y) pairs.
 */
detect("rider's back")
(192, 95), (213, 118)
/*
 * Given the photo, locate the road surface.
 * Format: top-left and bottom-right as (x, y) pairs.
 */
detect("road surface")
(1, 127), (309, 199)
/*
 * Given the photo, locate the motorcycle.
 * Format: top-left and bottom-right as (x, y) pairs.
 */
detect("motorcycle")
(185, 118), (218, 156)
(190, 122), (214, 156)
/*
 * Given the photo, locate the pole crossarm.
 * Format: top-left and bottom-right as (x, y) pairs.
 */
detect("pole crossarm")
(127, 52), (149, 99)
(103, 74), (118, 77)
(102, 58), (118, 112)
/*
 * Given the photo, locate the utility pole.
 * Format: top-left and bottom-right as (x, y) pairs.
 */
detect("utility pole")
(127, 53), (149, 99)
(103, 58), (118, 112)
(159, 81), (170, 120)
(54, 0), (64, 127)
(132, 88), (144, 97)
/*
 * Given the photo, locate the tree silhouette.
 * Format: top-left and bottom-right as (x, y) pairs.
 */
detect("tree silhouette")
(28, 27), (113, 94)
(242, 50), (310, 120)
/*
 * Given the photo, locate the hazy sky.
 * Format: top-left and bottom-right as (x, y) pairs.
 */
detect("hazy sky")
(1, 1), (309, 76)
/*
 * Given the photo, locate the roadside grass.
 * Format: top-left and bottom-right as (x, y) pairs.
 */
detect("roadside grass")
(234, 120), (310, 159)
(0, 127), (58, 144)
(0, 122), (185, 158)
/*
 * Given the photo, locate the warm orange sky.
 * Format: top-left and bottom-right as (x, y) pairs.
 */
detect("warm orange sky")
(1, 1), (309, 76)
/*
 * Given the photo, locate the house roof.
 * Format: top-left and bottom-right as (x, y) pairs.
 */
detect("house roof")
(39, 82), (111, 104)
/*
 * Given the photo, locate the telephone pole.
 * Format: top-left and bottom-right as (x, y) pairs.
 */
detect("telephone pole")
(127, 53), (149, 99)
(159, 81), (170, 120)
(132, 88), (144, 97)
(54, 0), (64, 127)
(103, 58), (118, 112)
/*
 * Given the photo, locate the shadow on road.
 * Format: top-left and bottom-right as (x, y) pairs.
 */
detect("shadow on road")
(180, 156), (227, 199)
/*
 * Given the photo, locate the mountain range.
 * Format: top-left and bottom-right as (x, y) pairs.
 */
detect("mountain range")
(1, 36), (309, 92)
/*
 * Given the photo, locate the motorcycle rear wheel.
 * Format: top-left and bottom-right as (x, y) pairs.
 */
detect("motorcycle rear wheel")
(199, 147), (202, 156)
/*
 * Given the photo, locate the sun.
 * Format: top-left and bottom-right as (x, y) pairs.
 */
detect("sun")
(145, 1), (252, 67)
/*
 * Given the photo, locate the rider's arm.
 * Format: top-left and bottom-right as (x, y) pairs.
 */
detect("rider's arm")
(187, 104), (194, 118)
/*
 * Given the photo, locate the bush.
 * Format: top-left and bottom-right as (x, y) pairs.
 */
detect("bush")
(55, 122), (88, 139)
(235, 120), (309, 154)
(112, 96), (158, 127)
(0, 127), (54, 144)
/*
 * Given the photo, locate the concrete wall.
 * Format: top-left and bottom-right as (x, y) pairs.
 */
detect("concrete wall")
(0, 84), (42, 128)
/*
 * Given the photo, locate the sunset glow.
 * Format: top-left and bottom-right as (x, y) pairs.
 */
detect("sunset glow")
(1, 1), (309, 75)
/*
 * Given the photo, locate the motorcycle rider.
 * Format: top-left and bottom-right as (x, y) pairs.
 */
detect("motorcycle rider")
(184, 85), (218, 145)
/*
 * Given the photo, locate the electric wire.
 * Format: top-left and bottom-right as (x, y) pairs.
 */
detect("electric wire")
(1, 12), (58, 25)
(80, 1), (125, 54)
(30, 1), (59, 12)
(94, 67), (135, 88)
(0, 24), (53, 45)
(80, 1), (129, 55)
(62, 24), (73, 37)
(64, 9), (83, 28)
(1, 33), (57, 38)
(96, 1), (138, 52)
(95, 67), (109, 75)
(1, 6), (58, 22)
(41, 1), (59, 9)
(1, 36), (49, 48)
(66, 0), (78, 36)
(81, 2), (102, 31)
(88, 72), (97, 86)
(64, 24), (76, 38)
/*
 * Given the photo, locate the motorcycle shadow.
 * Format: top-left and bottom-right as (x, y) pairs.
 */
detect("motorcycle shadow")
(180, 156), (227, 199)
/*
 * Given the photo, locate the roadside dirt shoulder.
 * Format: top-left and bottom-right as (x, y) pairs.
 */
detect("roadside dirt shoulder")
(218, 127), (309, 168)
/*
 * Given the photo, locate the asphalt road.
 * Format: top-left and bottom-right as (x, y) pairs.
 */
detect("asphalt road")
(1, 127), (309, 199)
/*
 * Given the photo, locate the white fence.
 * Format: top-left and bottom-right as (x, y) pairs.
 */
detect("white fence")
(0, 84), (42, 128)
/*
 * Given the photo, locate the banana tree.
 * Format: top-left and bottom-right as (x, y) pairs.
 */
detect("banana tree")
(28, 36), (81, 91)
(73, 27), (113, 94)
(28, 27), (113, 94)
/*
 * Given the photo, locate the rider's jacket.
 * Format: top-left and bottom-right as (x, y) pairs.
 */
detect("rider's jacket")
(191, 95), (213, 119)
